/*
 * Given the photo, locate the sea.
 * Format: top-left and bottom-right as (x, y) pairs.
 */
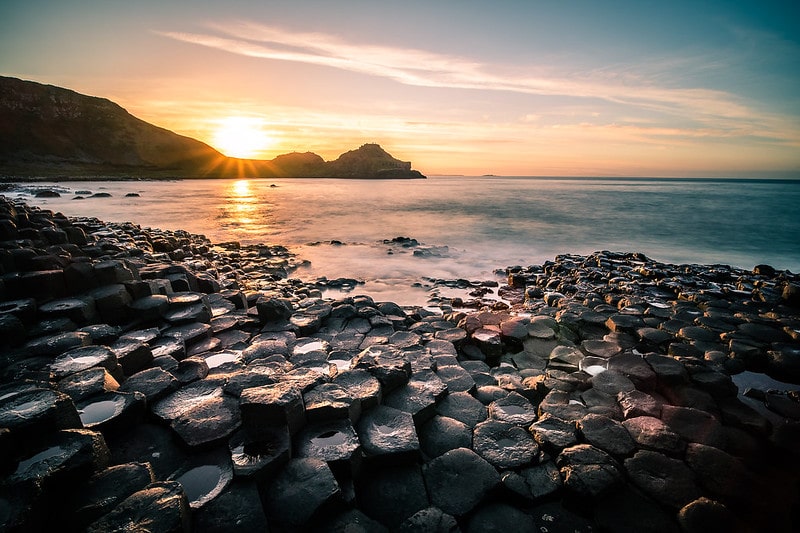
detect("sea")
(6, 176), (800, 306)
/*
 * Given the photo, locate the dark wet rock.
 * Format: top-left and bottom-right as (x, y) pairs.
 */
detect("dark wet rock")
(333, 369), (382, 410)
(0, 388), (82, 444)
(295, 419), (361, 470)
(606, 313), (644, 333)
(10, 428), (110, 486)
(50, 345), (123, 382)
(57, 367), (120, 401)
(529, 413), (578, 453)
(320, 509), (389, 533)
(357, 405), (420, 464)
(86, 481), (190, 533)
(595, 486), (680, 533)
(39, 296), (97, 324)
(689, 368), (737, 397)
(112, 337), (154, 377)
(356, 464), (429, 527)
(538, 390), (588, 420)
(685, 442), (754, 506)
(396, 506), (458, 533)
(67, 462), (156, 530)
(265, 458), (341, 530)
(104, 423), (186, 480)
(624, 450), (701, 509)
(418, 415), (472, 458)
(577, 413), (637, 457)
(581, 387), (622, 419)
(229, 424), (291, 480)
(435, 364), (476, 394)
(256, 295), (293, 322)
(465, 503), (537, 533)
(192, 480), (268, 533)
(529, 500), (595, 533)
(352, 345), (411, 393)
(471, 327), (503, 358)
(240, 382), (305, 435)
(716, 396), (772, 436)
(435, 391), (487, 428)
(590, 369), (636, 395)
(423, 447), (500, 517)
(173, 355), (210, 384)
(617, 389), (662, 418)
(503, 461), (562, 501)
(385, 369), (447, 423)
(644, 353), (689, 384)
(304, 382), (361, 422)
(622, 415), (684, 455)
(24, 330), (91, 357)
(152, 382), (240, 448)
(607, 352), (657, 389)
(660, 405), (726, 447)
(473, 419), (537, 469)
(556, 444), (624, 498)
(677, 497), (740, 533)
(119, 367), (179, 403)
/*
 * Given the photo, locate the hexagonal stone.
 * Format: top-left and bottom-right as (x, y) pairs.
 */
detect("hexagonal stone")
(423, 448), (500, 517)
(228, 426), (291, 481)
(265, 458), (340, 530)
(488, 391), (537, 425)
(418, 415), (472, 459)
(357, 405), (419, 464)
(119, 367), (179, 403)
(577, 413), (636, 457)
(435, 391), (487, 428)
(435, 365), (476, 394)
(86, 481), (190, 533)
(625, 450), (701, 509)
(239, 382), (306, 436)
(556, 444), (624, 498)
(356, 465), (429, 528)
(169, 452), (233, 510)
(661, 405), (726, 448)
(473, 419), (537, 469)
(304, 382), (361, 423)
(57, 367), (120, 402)
(617, 389), (662, 419)
(622, 416), (685, 455)
(529, 414), (578, 453)
(294, 419), (360, 469)
(352, 345), (411, 393)
(50, 345), (123, 382)
(10, 428), (110, 486)
(396, 507), (458, 533)
(0, 388), (82, 442)
(76, 391), (146, 434)
(385, 370), (447, 424)
(333, 369), (382, 411)
(465, 503), (537, 533)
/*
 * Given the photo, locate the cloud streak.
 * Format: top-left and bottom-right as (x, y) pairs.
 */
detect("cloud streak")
(156, 22), (799, 148)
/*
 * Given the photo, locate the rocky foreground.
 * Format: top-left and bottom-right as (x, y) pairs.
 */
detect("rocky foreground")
(1, 196), (799, 532)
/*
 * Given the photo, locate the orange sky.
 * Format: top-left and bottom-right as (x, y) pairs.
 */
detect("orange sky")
(2, 0), (799, 177)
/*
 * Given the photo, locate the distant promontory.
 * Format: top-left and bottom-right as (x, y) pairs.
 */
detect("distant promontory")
(0, 76), (426, 180)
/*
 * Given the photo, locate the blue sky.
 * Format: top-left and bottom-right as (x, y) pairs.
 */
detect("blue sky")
(2, 0), (798, 176)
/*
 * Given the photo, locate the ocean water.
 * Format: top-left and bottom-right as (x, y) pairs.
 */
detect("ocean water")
(7, 176), (800, 305)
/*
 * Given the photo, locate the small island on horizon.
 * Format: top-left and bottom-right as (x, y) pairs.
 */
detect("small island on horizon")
(0, 76), (426, 181)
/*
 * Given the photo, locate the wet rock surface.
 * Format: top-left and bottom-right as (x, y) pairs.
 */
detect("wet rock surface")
(1, 198), (799, 531)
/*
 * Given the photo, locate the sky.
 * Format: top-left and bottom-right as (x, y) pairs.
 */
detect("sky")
(1, 0), (799, 177)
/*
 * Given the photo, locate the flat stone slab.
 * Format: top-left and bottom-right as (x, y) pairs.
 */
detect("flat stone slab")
(556, 444), (624, 498)
(423, 447), (500, 517)
(265, 458), (341, 529)
(352, 345), (412, 392)
(473, 419), (538, 469)
(228, 426), (291, 481)
(357, 405), (420, 464)
(418, 415), (472, 459)
(384, 370), (447, 423)
(0, 388), (82, 441)
(435, 391), (487, 428)
(294, 419), (360, 467)
(239, 382), (306, 435)
(10, 428), (110, 485)
(624, 450), (701, 509)
(50, 345), (123, 382)
(577, 413), (636, 457)
(488, 391), (537, 425)
(86, 481), (190, 533)
(356, 464), (429, 528)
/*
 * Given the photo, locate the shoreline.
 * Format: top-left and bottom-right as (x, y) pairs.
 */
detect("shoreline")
(1, 196), (799, 531)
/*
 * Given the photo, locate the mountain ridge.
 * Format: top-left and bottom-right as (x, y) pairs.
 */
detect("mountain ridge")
(0, 76), (426, 180)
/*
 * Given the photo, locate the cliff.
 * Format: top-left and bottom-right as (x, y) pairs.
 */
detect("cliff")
(0, 77), (426, 180)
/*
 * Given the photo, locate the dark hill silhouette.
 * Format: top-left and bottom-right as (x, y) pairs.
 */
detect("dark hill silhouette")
(0, 76), (425, 179)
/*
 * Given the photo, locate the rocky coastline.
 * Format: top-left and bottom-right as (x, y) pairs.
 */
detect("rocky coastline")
(1, 195), (799, 532)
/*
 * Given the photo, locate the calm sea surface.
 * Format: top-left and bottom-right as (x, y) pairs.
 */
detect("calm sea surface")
(7, 177), (800, 304)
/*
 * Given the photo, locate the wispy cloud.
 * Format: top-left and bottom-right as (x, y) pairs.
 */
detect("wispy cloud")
(155, 22), (799, 148)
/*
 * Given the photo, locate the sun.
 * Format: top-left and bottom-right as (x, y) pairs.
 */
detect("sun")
(212, 116), (273, 159)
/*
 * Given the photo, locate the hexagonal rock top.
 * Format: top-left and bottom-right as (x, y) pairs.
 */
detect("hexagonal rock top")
(423, 447), (500, 517)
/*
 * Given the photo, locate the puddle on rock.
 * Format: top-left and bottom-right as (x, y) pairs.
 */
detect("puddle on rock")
(175, 465), (224, 506)
(497, 404), (529, 416)
(15, 446), (64, 475)
(204, 351), (241, 369)
(79, 400), (120, 425)
(310, 430), (347, 447)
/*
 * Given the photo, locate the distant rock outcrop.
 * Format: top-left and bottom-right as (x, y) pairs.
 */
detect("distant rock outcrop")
(0, 77), (426, 180)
